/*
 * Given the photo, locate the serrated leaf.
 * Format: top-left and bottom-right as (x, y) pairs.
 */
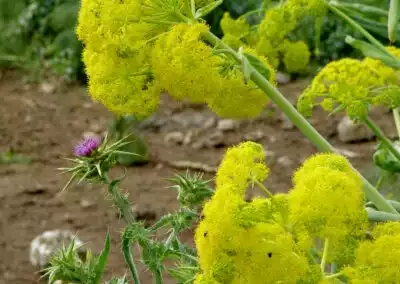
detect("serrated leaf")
(195, 0), (223, 19)
(93, 233), (111, 284)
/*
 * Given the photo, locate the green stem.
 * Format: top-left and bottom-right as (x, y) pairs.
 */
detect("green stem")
(320, 238), (329, 273)
(367, 207), (400, 221)
(366, 199), (400, 211)
(326, 272), (344, 279)
(393, 108), (400, 138)
(202, 31), (398, 214)
(329, 2), (400, 64)
(104, 175), (141, 283)
(364, 117), (400, 161)
(122, 238), (141, 284)
(154, 269), (163, 284)
(254, 179), (273, 197)
(375, 175), (385, 191)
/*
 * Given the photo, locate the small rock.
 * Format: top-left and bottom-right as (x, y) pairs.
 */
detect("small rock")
(82, 131), (97, 138)
(40, 83), (56, 94)
(337, 117), (374, 143)
(30, 230), (83, 269)
(171, 111), (208, 129)
(83, 102), (93, 108)
(277, 156), (293, 167)
(280, 114), (295, 130)
(202, 117), (217, 129)
(183, 131), (194, 145)
(276, 72), (291, 85)
(164, 131), (185, 145)
(89, 123), (103, 133)
(80, 199), (94, 208)
(205, 131), (225, 147)
(335, 148), (362, 158)
(244, 130), (264, 142)
(217, 119), (238, 132)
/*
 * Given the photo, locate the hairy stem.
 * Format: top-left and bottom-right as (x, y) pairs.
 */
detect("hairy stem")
(202, 31), (398, 214)
(105, 175), (141, 283)
(364, 117), (400, 161)
(122, 238), (141, 284)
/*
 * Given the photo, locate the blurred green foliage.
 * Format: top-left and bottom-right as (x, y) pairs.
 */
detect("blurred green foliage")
(0, 0), (84, 81)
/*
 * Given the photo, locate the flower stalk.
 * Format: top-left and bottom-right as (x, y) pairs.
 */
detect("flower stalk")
(363, 117), (400, 161)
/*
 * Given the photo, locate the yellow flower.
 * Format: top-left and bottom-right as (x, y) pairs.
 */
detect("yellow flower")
(298, 52), (400, 119)
(152, 23), (221, 103)
(344, 222), (400, 283)
(83, 47), (159, 117)
(195, 142), (309, 284)
(282, 40), (311, 73)
(289, 153), (367, 263)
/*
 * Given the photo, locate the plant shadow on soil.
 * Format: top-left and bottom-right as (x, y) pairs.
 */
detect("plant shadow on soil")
(0, 70), (394, 283)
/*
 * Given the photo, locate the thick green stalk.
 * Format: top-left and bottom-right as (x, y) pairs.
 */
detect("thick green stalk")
(202, 31), (398, 214)
(364, 117), (400, 161)
(367, 207), (400, 221)
(393, 108), (400, 138)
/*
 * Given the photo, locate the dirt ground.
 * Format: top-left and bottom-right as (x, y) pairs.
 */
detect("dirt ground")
(0, 70), (395, 284)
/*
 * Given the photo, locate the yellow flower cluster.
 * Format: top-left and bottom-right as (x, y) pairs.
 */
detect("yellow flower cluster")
(344, 222), (400, 283)
(152, 24), (275, 118)
(195, 142), (309, 283)
(194, 142), (370, 283)
(298, 48), (400, 119)
(255, 0), (326, 72)
(289, 153), (367, 264)
(77, 1), (276, 118)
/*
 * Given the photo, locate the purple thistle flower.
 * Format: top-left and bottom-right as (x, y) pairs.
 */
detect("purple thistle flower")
(73, 136), (101, 157)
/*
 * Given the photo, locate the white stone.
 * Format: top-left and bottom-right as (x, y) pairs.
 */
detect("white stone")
(217, 119), (238, 131)
(30, 230), (83, 268)
(337, 116), (374, 143)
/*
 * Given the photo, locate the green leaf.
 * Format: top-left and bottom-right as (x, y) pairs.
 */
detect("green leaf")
(243, 53), (271, 81)
(389, 0), (400, 42)
(93, 233), (111, 284)
(373, 142), (400, 173)
(195, 0), (224, 19)
(345, 36), (400, 69)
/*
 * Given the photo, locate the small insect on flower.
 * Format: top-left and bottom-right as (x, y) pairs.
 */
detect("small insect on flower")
(73, 136), (101, 157)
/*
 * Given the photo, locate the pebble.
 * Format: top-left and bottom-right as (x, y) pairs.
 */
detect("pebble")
(217, 119), (238, 132)
(30, 230), (83, 269)
(164, 131), (185, 145)
(40, 83), (56, 94)
(337, 116), (374, 143)
(277, 156), (294, 167)
(80, 199), (95, 208)
(244, 130), (264, 142)
(276, 72), (291, 85)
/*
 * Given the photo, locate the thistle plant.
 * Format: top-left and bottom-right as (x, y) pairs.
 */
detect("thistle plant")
(46, 0), (400, 283)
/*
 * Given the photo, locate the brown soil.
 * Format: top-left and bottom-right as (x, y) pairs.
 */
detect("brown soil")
(0, 70), (393, 284)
